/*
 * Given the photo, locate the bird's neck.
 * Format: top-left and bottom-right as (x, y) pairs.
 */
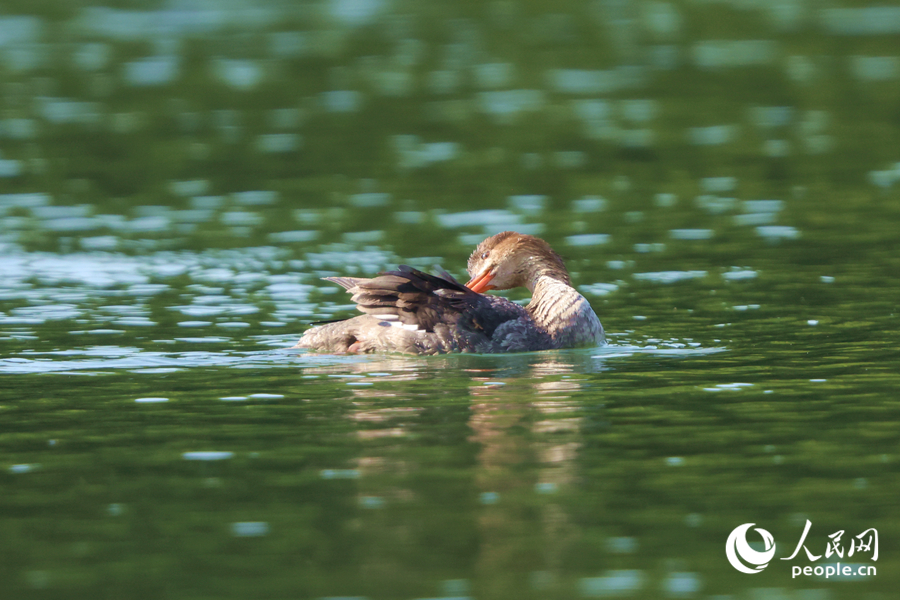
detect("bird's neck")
(523, 259), (570, 293)
(525, 267), (580, 332)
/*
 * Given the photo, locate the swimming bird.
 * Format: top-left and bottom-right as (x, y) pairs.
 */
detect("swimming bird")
(295, 231), (605, 354)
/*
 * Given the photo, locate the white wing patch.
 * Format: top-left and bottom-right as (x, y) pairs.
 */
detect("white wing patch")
(381, 318), (419, 331)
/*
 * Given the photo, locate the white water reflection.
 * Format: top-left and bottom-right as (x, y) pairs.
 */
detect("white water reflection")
(0, 246), (400, 334)
(0, 345), (324, 374)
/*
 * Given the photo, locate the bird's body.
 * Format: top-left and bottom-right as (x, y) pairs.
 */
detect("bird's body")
(295, 232), (605, 355)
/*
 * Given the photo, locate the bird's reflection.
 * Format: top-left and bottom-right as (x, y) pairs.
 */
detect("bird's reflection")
(467, 355), (590, 591)
(304, 348), (612, 596)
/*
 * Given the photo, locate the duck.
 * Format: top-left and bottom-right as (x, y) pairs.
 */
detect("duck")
(294, 231), (605, 354)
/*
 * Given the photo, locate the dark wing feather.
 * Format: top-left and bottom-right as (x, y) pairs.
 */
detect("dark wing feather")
(322, 265), (527, 336)
(434, 266), (465, 287)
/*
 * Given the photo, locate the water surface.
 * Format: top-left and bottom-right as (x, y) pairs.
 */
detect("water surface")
(2, 1), (900, 598)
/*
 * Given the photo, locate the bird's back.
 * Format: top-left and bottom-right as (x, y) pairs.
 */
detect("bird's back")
(295, 266), (551, 354)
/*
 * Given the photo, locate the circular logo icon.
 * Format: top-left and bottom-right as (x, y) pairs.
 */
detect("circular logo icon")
(726, 523), (776, 573)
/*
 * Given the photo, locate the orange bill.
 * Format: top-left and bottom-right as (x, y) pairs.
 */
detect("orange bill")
(466, 269), (496, 293)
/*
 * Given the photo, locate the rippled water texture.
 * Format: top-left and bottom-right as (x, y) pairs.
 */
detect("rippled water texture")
(2, 1), (900, 599)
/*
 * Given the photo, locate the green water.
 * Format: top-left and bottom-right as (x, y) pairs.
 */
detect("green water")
(2, 1), (900, 598)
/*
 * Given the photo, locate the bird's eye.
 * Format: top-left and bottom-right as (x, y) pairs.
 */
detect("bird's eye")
(481, 251), (489, 260)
